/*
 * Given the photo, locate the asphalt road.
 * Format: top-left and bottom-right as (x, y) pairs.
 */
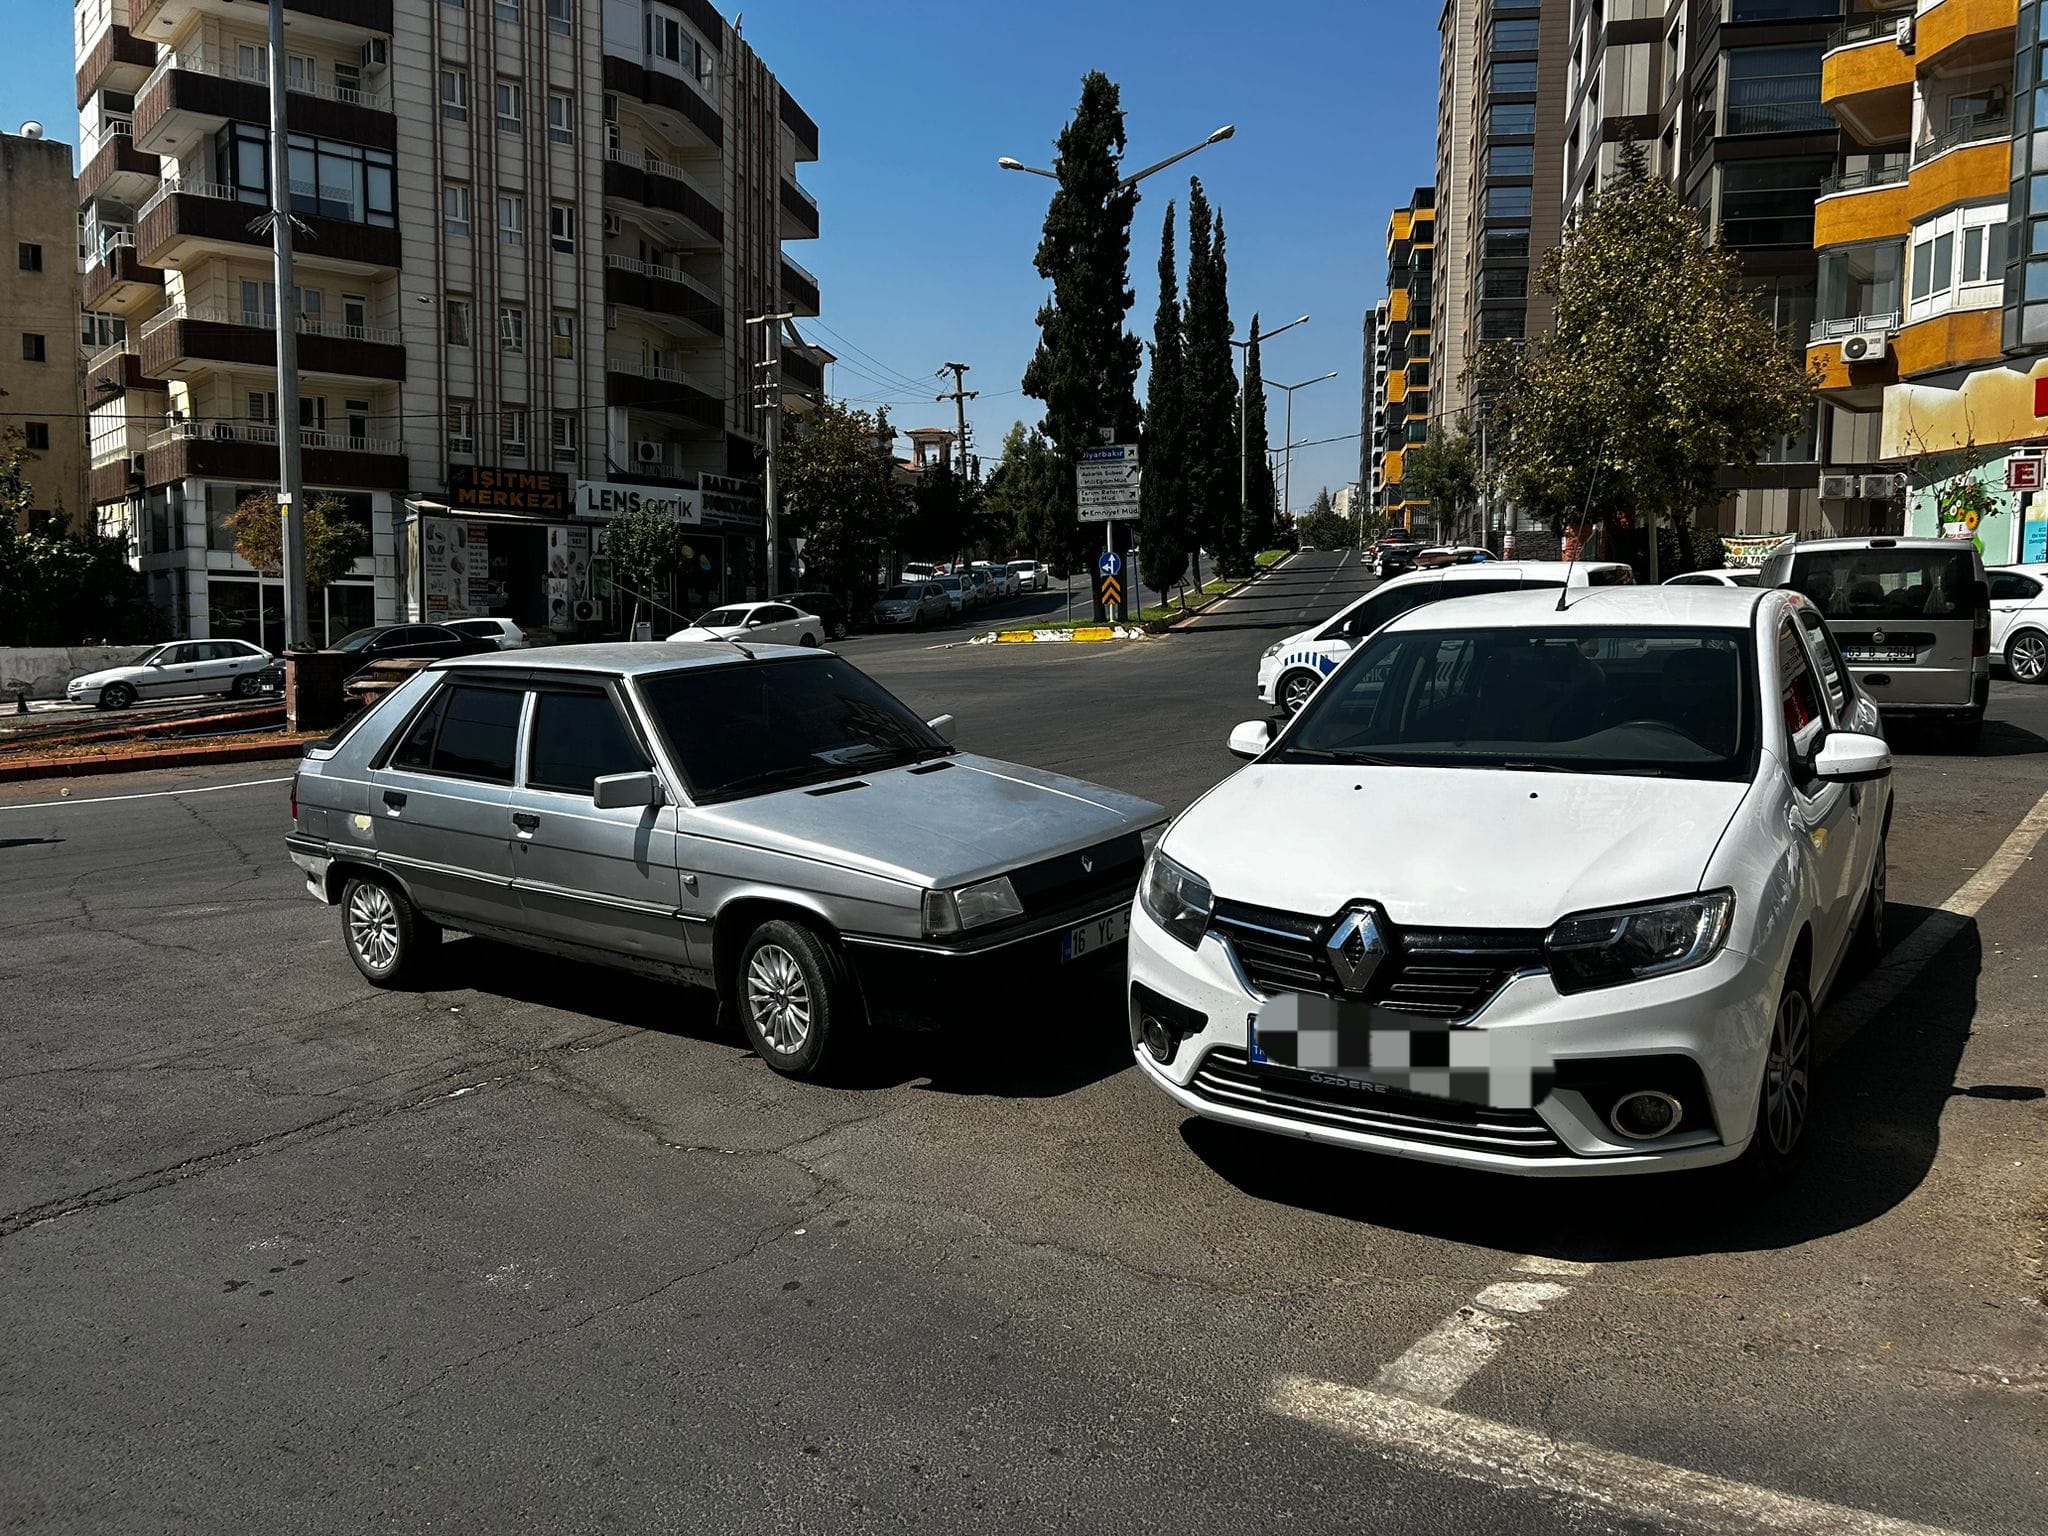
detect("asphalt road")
(4, 551), (2046, 1535)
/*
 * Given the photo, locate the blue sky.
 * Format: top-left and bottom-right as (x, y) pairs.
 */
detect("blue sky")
(4, 0), (1439, 511)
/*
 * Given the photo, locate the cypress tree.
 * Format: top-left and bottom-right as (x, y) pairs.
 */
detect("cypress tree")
(1182, 182), (1239, 581)
(1240, 316), (1278, 556)
(1140, 202), (1189, 602)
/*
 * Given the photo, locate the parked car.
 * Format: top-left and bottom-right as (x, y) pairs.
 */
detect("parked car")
(873, 582), (951, 628)
(667, 602), (824, 648)
(1009, 560), (1048, 593)
(1375, 539), (1424, 578)
(1133, 584), (1891, 1183)
(68, 639), (276, 710)
(330, 625), (497, 680)
(774, 591), (850, 641)
(1256, 560), (1635, 715)
(1986, 563), (2048, 684)
(1416, 545), (1492, 569)
(1665, 570), (1759, 589)
(965, 570), (992, 609)
(287, 644), (1166, 1077)
(975, 562), (1018, 600)
(1758, 535), (1990, 744)
(444, 617), (533, 650)
(933, 575), (972, 616)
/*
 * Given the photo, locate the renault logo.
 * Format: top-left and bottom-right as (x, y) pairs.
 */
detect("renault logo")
(1326, 905), (1389, 994)
(1080, 854), (1094, 874)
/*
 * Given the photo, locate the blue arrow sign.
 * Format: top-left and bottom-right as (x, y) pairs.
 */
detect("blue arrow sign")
(1097, 550), (1123, 577)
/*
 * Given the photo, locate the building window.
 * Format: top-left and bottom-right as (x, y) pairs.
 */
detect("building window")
(447, 400), (474, 453)
(495, 0), (518, 20)
(1491, 18), (1539, 52)
(500, 409), (527, 457)
(1908, 203), (2008, 321)
(440, 68), (468, 122)
(646, 11), (687, 65)
(1717, 156), (1831, 248)
(444, 182), (472, 236)
(1478, 268), (1528, 301)
(552, 412), (577, 463)
(24, 423), (49, 451)
(1485, 185), (1533, 220)
(17, 242), (41, 272)
(1477, 309), (1527, 343)
(1489, 102), (1535, 137)
(1490, 60), (1538, 95)
(546, 0), (572, 33)
(445, 297), (472, 346)
(1483, 229), (1530, 260)
(20, 333), (45, 362)
(496, 80), (523, 135)
(1816, 240), (1905, 327)
(550, 201), (576, 254)
(1488, 144), (1533, 178)
(286, 53), (317, 92)
(280, 132), (397, 225)
(1724, 45), (1827, 137)
(549, 91), (574, 145)
(551, 310), (575, 358)
(498, 193), (525, 245)
(499, 305), (526, 353)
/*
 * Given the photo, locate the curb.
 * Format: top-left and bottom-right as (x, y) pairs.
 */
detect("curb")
(974, 625), (1148, 645)
(0, 736), (313, 783)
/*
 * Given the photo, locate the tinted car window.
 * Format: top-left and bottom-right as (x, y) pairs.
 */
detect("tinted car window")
(1791, 548), (1976, 619)
(390, 690), (446, 771)
(428, 686), (523, 781)
(527, 691), (647, 794)
(1989, 571), (2043, 601)
(882, 586), (912, 600)
(756, 605), (799, 623)
(334, 627), (383, 652)
(698, 608), (747, 628)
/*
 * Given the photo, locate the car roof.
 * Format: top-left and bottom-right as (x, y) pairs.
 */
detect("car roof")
(1784, 536), (1972, 553)
(434, 641), (826, 678)
(1381, 584), (1771, 633)
(1385, 559), (1632, 587)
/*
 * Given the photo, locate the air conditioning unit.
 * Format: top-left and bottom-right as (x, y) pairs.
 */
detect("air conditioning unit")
(634, 439), (661, 464)
(603, 212), (624, 237)
(1819, 473), (1859, 501)
(1858, 472), (1906, 501)
(360, 38), (389, 71)
(1895, 14), (1914, 53)
(1840, 331), (1890, 363)
(571, 598), (600, 623)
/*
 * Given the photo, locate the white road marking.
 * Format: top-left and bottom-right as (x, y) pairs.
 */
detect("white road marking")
(1936, 784), (2048, 919)
(0, 775), (293, 813)
(1269, 1377), (1971, 1536)
(1371, 1258), (1576, 1407)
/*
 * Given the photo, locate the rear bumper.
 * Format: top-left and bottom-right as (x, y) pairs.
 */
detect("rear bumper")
(285, 834), (334, 902)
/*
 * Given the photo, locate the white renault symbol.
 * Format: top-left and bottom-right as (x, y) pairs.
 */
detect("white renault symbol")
(1138, 585), (1892, 1181)
(1256, 561), (1634, 715)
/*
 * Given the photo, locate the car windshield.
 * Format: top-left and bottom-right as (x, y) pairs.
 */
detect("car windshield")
(1008, 562), (1033, 572)
(1281, 625), (1756, 781)
(938, 577), (963, 591)
(696, 608), (749, 629)
(882, 586), (913, 601)
(637, 656), (950, 802)
(333, 628), (384, 652)
(1791, 548), (1975, 619)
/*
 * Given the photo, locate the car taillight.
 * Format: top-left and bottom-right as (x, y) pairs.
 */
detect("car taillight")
(1974, 605), (1991, 658)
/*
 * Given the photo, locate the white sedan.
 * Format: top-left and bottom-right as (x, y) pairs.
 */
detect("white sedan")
(667, 601), (824, 648)
(1988, 563), (2048, 683)
(1133, 585), (1891, 1183)
(1664, 570), (1760, 589)
(68, 639), (276, 709)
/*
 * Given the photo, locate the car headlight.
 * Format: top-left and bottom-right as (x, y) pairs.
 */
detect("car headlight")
(1544, 891), (1734, 994)
(921, 875), (1024, 937)
(1139, 849), (1212, 949)
(1262, 641), (1286, 660)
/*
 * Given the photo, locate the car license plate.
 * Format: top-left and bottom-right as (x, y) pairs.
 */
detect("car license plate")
(1844, 646), (1916, 664)
(1061, 908), (1130, 961)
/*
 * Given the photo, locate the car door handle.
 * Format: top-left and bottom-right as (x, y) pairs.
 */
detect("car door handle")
(513, 812), (541, 832)
(382, 791), (407, 810)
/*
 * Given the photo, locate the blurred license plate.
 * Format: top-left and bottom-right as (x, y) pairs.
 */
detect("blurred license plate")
(1062, 909), (1130, 961)
(1844, 646), (1916, 664)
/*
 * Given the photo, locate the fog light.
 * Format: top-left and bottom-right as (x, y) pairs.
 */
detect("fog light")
(1140, 1014), (1177, 1065)
(1609, 1090), (1683, 1141)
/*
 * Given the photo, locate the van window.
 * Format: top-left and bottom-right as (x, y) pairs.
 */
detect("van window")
(527, 690), (647, 794)
(1791, 548), (1976, 620)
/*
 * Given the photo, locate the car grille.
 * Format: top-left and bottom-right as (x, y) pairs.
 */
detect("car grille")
(1006, 832), (1145, 918)
(1209, 899), (1547, 1022)
(1190, 1047), (1564, 1157)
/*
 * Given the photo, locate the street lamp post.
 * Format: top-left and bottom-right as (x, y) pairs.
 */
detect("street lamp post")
(1265, 371), (1340, 528)
(1230, 314), (1307, 566)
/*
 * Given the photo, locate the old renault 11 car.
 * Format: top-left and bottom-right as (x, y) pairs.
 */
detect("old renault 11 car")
(287, 643), (1165, 1078)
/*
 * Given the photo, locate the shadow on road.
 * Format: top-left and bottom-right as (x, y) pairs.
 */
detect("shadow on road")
(1180, 904), (1981, 1260)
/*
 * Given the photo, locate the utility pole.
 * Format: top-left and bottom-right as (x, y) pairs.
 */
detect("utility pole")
(747, 310), (795, 595)
(937, 362), (977, 482)
(266, 0), (308, 652)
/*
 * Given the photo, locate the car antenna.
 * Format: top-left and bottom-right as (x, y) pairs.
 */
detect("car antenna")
(1556, 444), (1607, 612)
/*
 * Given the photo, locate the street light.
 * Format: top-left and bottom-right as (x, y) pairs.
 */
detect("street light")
(996, 125), (1236, 195)
(1265, 371), (1341, 528)
(1228, 315), (1309, 562)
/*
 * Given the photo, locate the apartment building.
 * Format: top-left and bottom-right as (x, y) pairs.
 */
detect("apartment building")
(73, 0), (819, 645)
(1431, 0), (1475, 438)
(1, 127), (88, 529)
(1361, 297), (1387, 502)
(1375, 189), (1435, 532)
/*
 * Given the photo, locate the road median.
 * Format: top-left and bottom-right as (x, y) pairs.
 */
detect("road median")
(970, 550), (1297, 645)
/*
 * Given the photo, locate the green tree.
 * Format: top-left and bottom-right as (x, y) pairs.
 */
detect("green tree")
(775, 399), (905, 605)
(1297, 488), (1349, 553)
(984, 421), (1070, 570)
(1477, 141), (1815, 572)
(1182, 181), (1241, 578)
(1139, 200), (1190, 602)
(0, 429), (165, 646)
(906, 460), (973, 563)
(1239, 316), (1278, 556)
(227, 492), (371, 590)
(1399, 423), (1480, 544)
(603, 496), (689, 630)
(1020, 71), (1144, 591)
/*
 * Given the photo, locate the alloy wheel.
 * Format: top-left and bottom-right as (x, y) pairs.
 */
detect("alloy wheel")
(347, 882), (401, 974)
(1762, 987), (1812, 1157)
(1282, 673), (1317, 715)
(745, 944), (812, 1054)
(2010, 631), (2048, 684)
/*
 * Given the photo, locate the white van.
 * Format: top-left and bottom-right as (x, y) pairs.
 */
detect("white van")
(1256, 561), (1635, 714)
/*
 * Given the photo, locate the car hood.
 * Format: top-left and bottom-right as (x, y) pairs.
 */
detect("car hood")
(1170, 764), (1747, 929)
(681, 753), (1165, 890)
(72, 663), (147, 687)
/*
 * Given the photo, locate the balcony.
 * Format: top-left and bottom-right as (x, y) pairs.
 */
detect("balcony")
(1814, 164), (1911, 248)
(81, 339), (164, 401)
(137, 180), (402, 273)
(780, 178), (819, 240)
(137, 302), (404, 383)
(143, 419), (406, 490)
(1914, 0), (2021, 70)
(77, 127), (160, 207)
(132, 0), (393, 44)
(602, 55), (723, 152)
(134, 48), (394, 158)
(1912, 109), (2010, 167)
(80, 236), (166, 314)
(602, 149), (723, 243)
(779, 87), (819, 163)
(75, 24), (155, 111)
(780, 345), (824, 394)
(1821, 15), (1915, 143)
(603, 356), (723, 425)
(779, 255), (820, 316)
(603, 255), (723, 337)
(1724, 74), (1834, 138)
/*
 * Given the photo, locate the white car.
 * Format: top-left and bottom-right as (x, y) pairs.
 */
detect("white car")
(1665, 570), (1760, 589)
(68, 639), (276, 710)
(976, 562), (1018, 600)
(1257, 561), (1635, 715)
(666, 602), (824, 648)
(1133, 585), (1891, 1181)
(1987, 563), (2048, 683)
(1009, 560), (1047, 593)
(444, 616), (532, 650)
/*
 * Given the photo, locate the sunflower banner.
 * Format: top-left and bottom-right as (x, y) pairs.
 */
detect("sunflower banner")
(1721, 533), (1795, 568)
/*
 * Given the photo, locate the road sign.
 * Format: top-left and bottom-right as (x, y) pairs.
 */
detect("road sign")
(1077, 444), (1141, 492)
(1099, 574), (1123, 607)
(1097, 550), (1123, 577)
(1081, 444), (1138, 462)
(1079, 505), (1141, 523)
(1079, 483), (1142, 508)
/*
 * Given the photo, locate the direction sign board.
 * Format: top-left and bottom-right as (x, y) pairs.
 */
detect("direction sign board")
(1079, 504), (1141, 523)
(1097, 550), (1123, 577)
(1081, 444), (1138, 462)
(1078, 484), (1142, 508)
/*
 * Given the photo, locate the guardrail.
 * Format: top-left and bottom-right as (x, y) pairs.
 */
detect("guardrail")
(137, 300), (401, 346)
(138, 47), (392, 111)
(603, 253), (720, 305)
(1818, 162), (1907, 196)
(146, 420), (401, 456)
(1913, 111), (2012, 165)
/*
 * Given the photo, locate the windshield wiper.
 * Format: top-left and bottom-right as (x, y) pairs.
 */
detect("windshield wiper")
(1286, 747), (1404, 766)
(1499, 760), (1574, 773)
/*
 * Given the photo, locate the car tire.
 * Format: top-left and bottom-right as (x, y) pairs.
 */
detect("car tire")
(99, 682), (136, 710)
(340, 873), (435, 987)
(1736, 969), (1814, 1188)
(800, 631), (821, 648)
(2005, 628), (2047, 685)
(735, 918), (852, 1079)
(1278, 669), (1322, 716)
(831, 621), (848, 641)
(231, 672), (261, 698)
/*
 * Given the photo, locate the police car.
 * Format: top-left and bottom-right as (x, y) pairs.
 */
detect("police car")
(1256, 561), (1636, 714)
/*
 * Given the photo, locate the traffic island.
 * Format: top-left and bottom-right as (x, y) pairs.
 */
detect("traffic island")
(971, 625), (1150, 645)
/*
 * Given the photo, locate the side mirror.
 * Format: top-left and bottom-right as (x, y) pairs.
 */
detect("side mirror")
(1813, 730), (1890, 784)
(1228, 719), (1274, 759)
(591, 770), (664, 810)
(926, 713), (957, 744)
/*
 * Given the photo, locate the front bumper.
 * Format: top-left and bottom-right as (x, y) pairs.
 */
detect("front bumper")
(843, 895), (1132, 1024)
(1127, 902), (1771, 1177)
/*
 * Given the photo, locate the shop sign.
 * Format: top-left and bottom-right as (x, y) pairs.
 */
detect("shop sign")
(448, 466), (570, 515)
(698, 472), (763, 527)
(574, 480), (702, 522)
